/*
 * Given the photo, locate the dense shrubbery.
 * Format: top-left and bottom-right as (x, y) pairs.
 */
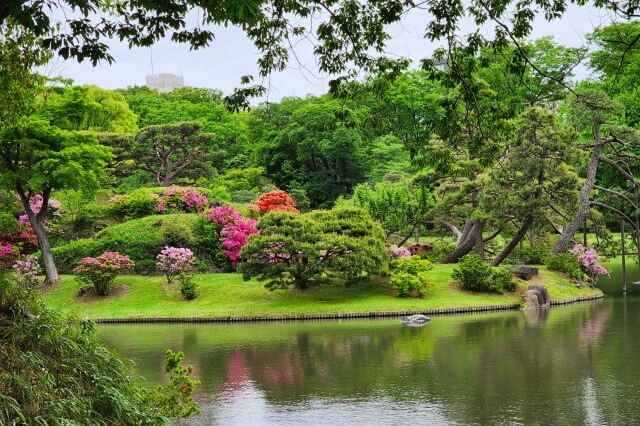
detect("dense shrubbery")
(452, 254), (517, 294)
(109, 186), (216, 219)
(512, 246), (549, 265)
(390, 256), (433, 297)
(205, 205), (258, 268)
(74, 251), (134, 295)
(240, 207), (388, 290)
(547, 253), (585, 280)
(0, 274), (199, 424)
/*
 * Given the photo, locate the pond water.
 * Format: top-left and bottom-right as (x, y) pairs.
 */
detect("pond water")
(99, 266), (640, 425)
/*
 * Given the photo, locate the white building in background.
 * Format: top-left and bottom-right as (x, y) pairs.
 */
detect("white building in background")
(145, 73), (184, 93)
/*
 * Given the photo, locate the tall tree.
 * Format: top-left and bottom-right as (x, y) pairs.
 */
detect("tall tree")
(485, 108), (578, 265)
(134, 121), (221, 186)
(0, 117), (111, 283)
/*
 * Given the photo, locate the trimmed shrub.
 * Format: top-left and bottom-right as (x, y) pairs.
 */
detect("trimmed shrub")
(253, 190), (299, 214)
(53, 214), (201, 273)
(548, 253), (584, 280)
(452, 254), (493, 292)
(452, 254), (517, 294)
(109, 188), (162, 219)
(391, 256), (433, 297)
(490, 267), (517, 294)
(159, 216), (196, 248)
(74, 252), (134, 295)
(240, 207), (388, 290)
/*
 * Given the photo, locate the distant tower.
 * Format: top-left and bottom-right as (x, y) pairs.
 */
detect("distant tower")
(433, 57), (449, 72)
(145, 73), (184, 93)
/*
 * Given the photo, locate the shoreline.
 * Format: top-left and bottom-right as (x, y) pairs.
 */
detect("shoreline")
(94, 293), (605, 324)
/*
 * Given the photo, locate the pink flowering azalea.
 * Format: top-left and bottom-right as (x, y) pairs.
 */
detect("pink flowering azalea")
(205, 205), (259, 268)
(13, 255), (40, 287)
(156, 246), (196, 283)
(74, 252), (134, 296)
(569, 244), (609, 282)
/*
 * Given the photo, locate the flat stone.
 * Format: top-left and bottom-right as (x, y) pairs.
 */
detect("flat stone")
(401, 314), (431, 327)
(512, 265), (538, 280)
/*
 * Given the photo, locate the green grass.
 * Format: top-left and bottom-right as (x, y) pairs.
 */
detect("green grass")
(40, 265), (602, 320)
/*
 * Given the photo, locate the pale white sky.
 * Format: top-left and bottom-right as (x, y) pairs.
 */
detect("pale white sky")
(45, 3), (613, 102)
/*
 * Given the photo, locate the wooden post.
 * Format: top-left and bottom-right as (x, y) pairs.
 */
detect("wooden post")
(621, 220), (626, 292)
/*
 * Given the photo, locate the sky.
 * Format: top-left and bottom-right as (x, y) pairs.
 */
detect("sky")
(45, 3), (615, 102)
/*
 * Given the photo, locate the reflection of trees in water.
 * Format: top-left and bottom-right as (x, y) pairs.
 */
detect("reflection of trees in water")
(100, 301), (640, 424)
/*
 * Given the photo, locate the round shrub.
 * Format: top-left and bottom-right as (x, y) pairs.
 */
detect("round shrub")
(452, 254), (493, 292)
(159, 216), (196, 248)
(390, 256), (433, 297)
(489, 267), (517, 294)
(156, 247), (196, 284)
(178, 274), (198, 300)
(74, 252), (134, 295)
(109, 188), (161, 219)
(254, 190), (299, 214)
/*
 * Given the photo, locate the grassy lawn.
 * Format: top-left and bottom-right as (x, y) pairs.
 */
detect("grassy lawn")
(40, 265), (603, 320)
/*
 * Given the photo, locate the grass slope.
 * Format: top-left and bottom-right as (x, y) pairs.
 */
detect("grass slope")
(40, 265), (602, 320)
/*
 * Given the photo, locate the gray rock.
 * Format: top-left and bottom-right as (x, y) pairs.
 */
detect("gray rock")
(512, 265), (538, 280)
(401, 314), (431, 327)
(521, 284), (550, 310)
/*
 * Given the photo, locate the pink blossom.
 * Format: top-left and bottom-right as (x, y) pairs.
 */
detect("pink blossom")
(156, 246), (196, 283)
(13, 255), (40, 287)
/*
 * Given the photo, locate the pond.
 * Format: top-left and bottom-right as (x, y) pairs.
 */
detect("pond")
(99, 267), (640, 425)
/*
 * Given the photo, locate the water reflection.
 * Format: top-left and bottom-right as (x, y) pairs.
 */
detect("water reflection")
(99, 298), (640, 425)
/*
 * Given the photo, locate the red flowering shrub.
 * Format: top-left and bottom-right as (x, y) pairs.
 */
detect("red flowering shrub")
(74, 252), (135, 295)
(254, 190), (299, 214)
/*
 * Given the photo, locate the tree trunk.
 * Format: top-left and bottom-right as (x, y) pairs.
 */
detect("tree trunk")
(16, 187), (59, 284)
(440, 221), (483, 263)
(31, 217), (59, 284)
(492, 215), (534, 266)
(553, 125), (604, 254)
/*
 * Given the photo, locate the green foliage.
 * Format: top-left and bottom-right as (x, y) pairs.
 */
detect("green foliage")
(52, 214), (202, 273)
(144, 349), (201, 418)
(191, 216), (231, 271)
(390, 256), (433, 297)
(178, 274), (198, 300)
(0, 273), (198, 424)
(239, 207), (388, 290)
(109, 187), (162, 219)
(513, 246), (550, 265)
(548, 253), (584, 280)
(452, 254), (516, 294)
(452, 254), (493, 292)
(159, 216), (197, 248)
(490, 267), (517, 293)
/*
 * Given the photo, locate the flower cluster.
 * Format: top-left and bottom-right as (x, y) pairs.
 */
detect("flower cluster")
(386, 245), (412, 261)
(156, 247), (196, 283)
(25, 194), (62, 217)
(157, 186), (209, 214)
(13, 255), (40, 287)
(253, 190), (299, 214)
(0, 242), (16, 269)
(569, 244), (609, 280)
(205, 205), (258, 266)
(74, 252), (135, 295)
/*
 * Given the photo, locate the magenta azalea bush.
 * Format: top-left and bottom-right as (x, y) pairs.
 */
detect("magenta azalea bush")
(0, 242), (16, 269)
(13, 255), (40, 288)
(569, 244), (609, 283)
(206, 205), (258, 267)
(74, 252), (135, 296)
(156, 247), (196, 283)
(158, 186), (209, 214)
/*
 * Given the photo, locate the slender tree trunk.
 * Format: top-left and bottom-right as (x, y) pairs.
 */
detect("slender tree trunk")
(492, 215), (534, 266)
(553, 125), (604, 254)
(16, 186), (59, 284)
